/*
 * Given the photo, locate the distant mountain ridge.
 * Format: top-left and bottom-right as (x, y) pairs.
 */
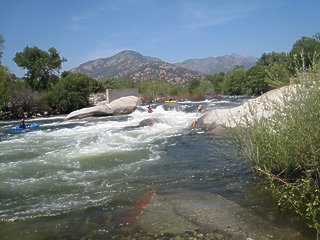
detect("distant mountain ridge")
(175, 54), (258, 75)
(71, 50), (257, 85)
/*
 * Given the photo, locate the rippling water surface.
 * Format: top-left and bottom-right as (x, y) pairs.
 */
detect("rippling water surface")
(0, 99), (315, 239)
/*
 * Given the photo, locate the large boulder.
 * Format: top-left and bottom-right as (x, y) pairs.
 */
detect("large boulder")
(66, 96), (141, 120)
(196, 85), (296, 132)
(65, 105), (113, 120)
(109, 96), (142, 115)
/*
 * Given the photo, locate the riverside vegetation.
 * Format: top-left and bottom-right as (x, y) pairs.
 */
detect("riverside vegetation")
(229, 61), (320, 238)
(1, 33), (320, 119)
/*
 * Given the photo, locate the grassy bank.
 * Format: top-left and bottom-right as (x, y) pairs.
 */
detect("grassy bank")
(228, 63), (320, 238)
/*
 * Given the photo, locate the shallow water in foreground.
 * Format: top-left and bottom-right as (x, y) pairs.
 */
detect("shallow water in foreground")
(0, 99), (316, 239)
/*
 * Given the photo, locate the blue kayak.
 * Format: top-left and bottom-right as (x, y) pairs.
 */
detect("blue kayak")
(8, 123), (40, 131)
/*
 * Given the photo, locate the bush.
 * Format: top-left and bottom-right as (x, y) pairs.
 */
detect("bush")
(229, 63), (320, 238)
(8, 86), (40, 117)
(45, 73), (90, 114)
(222, 66), (246, 95)
(187, 78), (201, 94)
(0, 65), (10, 111)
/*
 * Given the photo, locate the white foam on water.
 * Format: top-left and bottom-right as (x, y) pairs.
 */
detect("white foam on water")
(0, 106), (201, 221)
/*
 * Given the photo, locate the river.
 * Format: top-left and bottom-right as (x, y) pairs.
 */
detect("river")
(0, 98), (315, 239)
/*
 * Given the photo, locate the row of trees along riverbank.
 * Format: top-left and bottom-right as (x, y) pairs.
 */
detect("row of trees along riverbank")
(1, 33), (320, 119)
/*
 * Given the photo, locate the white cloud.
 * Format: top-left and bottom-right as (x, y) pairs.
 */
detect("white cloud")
(180, 1), (255, 32)
(67, 10), (98, 31)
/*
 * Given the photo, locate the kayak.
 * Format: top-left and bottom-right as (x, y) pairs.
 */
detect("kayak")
(147, 109), (153, 113)
(8, 123), (40, 131)
(164, 100), (176, 103)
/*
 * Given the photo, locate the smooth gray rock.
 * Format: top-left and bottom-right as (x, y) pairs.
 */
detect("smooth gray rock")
(163, 102), (183, 111)
(65, 105), (112, 120)
(66, 96), (141, 120)
(109, 96), (142, 115)
(196, 85), (297, 131)
(137, 189), (304, 239)
(124, 118), (162, 130)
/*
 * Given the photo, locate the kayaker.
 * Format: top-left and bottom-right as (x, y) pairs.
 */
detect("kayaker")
(19, 118), (26, 128)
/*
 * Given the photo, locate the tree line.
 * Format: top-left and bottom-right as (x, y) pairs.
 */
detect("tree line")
(0, 33), (320, 119)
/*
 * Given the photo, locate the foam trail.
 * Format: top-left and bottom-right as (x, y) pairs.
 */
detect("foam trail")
(0, 106), (199, 221)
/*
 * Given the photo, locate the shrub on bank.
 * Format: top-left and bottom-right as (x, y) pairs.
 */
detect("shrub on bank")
(229, 63), (320, 238)
(44, 73), (91, 114)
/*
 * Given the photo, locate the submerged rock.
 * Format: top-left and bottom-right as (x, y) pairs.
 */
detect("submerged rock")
(124, 118), (162, 130)
(137, 189), (304, 240)
(163, 102), (183, 111)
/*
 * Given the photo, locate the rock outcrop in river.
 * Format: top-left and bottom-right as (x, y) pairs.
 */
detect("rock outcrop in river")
(137, 189), (304, 239)
(66, 96), (142, 120)
(196, 85), (296, 132)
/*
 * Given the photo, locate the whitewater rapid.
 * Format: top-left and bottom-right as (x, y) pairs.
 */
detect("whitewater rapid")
(0, 104), (201, 222)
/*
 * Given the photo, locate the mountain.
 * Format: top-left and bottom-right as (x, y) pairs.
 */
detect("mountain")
(175, 54), (258, 75)
(71, 50), (204, 85)
(71, 50), (258, 85)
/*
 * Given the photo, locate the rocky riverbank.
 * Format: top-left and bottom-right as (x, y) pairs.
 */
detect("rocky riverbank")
(195, 85), (297, 133)
(0, 109), (52, 121)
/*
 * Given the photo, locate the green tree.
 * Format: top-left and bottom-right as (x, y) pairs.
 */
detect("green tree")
(169, 87), (178, 96)
(45, 73), (90, 114)
(266, 62), (290, 88)
(187, 78), (201, 94)
(138, 79), (171, 97)
(0, 65), (10, 111)
(288, 36), (320, 74)
(314, 32), (320, 42)
(257, 51), (287, 67)
(89, 79), (104, 93)
(13, 46), (66, 91)
(222, 66), (246, 95)
(200, 79), (215, 96)
(205, 72), (225, 93)
(245, 65), (268, 95)
(101, 77), (125, 89)
(123, 76), (136, 88)
(0, 34), (4, 64)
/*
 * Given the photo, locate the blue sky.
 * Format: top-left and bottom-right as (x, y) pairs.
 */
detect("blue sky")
(1, 0), (319, 77)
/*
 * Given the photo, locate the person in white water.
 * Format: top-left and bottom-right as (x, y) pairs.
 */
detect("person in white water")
(19, 118), (26, 128)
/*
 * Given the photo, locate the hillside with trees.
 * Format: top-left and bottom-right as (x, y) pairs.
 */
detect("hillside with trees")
(175, 54), (257, 74)
(71, 50), (205, 84)
(71, 50), (257, 84)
